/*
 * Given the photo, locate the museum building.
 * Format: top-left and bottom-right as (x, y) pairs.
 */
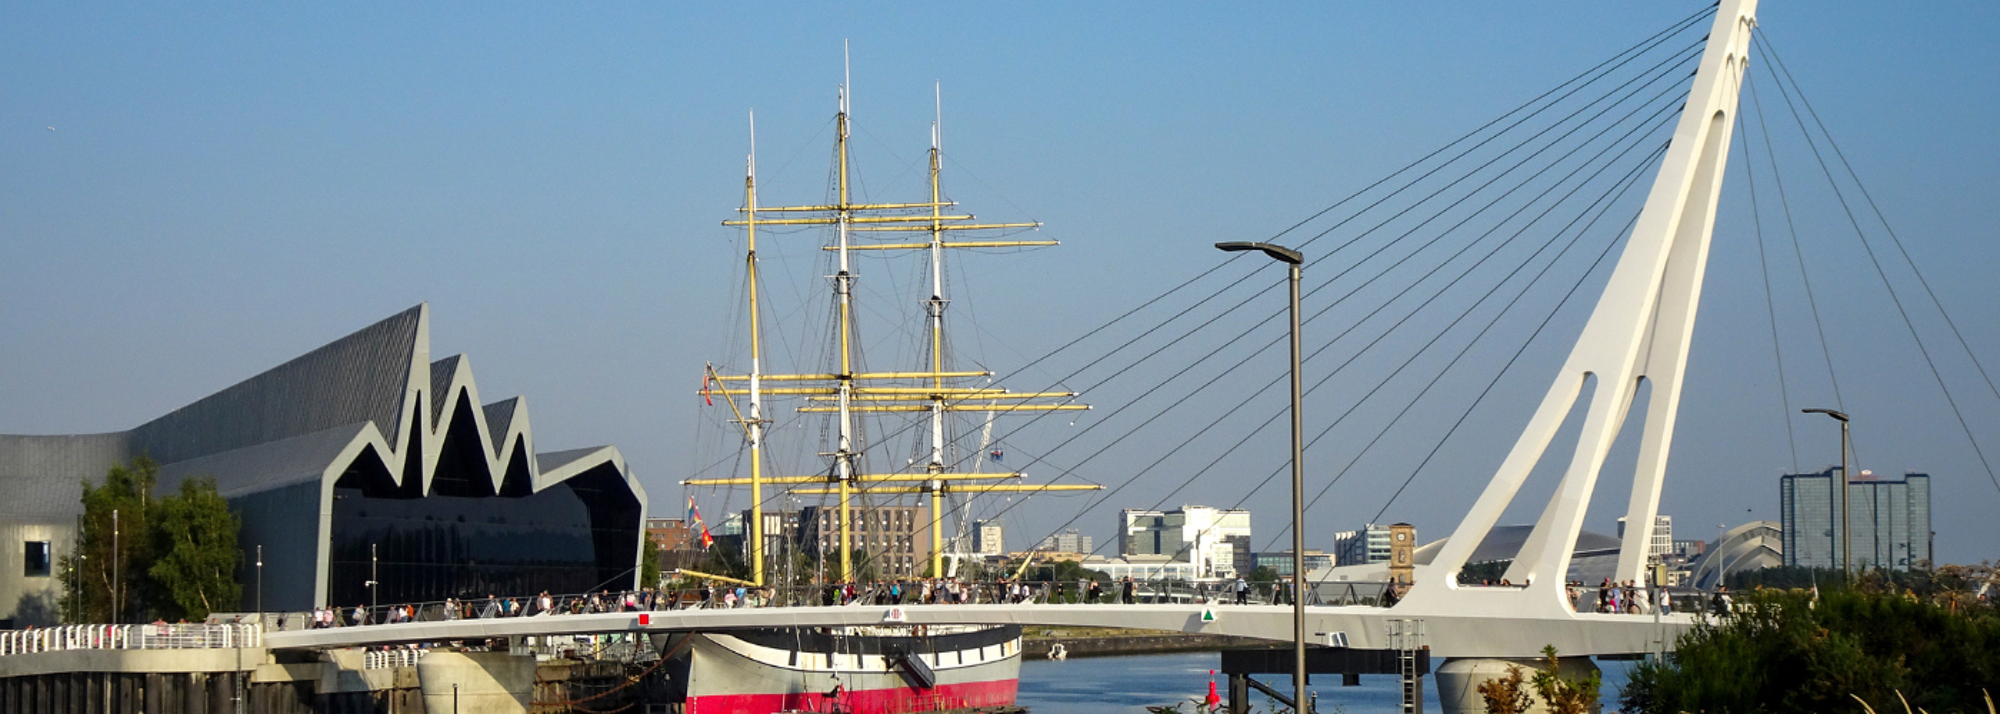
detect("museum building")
(0, 304), (646, 626)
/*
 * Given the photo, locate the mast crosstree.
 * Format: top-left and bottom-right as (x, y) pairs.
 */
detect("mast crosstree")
(692, 75), (1095, 586)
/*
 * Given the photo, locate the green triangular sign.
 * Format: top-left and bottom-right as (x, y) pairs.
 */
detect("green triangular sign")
(1201, 608), (1217, 623)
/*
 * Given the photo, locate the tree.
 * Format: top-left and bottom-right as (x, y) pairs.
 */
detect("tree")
(64, 457), (159, 623)
(640, 537), (661, 589)
(148, 476), (241, 620)
(1622, 583), (2000, 713)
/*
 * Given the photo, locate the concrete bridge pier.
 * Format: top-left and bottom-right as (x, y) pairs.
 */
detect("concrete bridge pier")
(1434, 657), (1601, 714)
(415, 651), (536, 714)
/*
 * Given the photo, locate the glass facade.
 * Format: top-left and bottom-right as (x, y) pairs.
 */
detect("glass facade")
(326, 451), (640, 607)
(1781, 469), (1930, 570)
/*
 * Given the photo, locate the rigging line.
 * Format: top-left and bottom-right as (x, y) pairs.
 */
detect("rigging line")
(1761, 35), (2000, 409)
(1263, 141), (1671, 548)
(1368, 199), (1647, 526)
(1734, 84), (1801, 472)
(1756, 35), (2000, 495)
(1262, 6), (1716, 247)
(927, 79), (1692, 477)
(1744, 62), (1848, 425)
(1002, 121), (1675, 559)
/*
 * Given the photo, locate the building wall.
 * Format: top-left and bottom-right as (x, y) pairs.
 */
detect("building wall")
(1782, 469), (1930, 570)
(1117, 506), (1251, 577)
(800, 505), (931, 578)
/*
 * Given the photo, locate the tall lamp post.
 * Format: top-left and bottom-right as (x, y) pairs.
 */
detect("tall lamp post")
(1216, 240), (1307, 713)
(1802, 408), (1851, 577)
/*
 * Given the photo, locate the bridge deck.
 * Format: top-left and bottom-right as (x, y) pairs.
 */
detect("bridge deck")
(261, 602), (1696, 659)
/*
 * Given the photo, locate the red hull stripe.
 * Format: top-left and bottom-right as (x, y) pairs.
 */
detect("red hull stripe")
(687, 677), (1019, 713)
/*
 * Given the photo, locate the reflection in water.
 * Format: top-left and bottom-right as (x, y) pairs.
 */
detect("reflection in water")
(1017, 651), (1635, 714)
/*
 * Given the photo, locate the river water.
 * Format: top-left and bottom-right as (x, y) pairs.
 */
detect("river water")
(1017, 652), (1636, 714)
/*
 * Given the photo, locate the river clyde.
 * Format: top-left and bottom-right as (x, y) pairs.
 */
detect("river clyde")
(1018, 652), (1637, 713)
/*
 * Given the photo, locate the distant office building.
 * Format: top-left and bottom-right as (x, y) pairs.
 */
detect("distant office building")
(1254, 550), (1333, 577)
(1781, 468), (1931, 570)
(1118, 506), (1252, 578)
(1616, 514), (1674, 562)
(1035, 528), (1092, 555)
(1333, 524), (1398, 567)
(974, 520), (1006, 556)
(801, 504), (931, 577)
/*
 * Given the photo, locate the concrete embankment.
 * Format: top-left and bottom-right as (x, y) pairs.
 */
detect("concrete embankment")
(1021, 627), (1275, 660)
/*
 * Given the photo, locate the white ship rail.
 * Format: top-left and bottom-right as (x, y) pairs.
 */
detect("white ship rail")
(0, 623), (261, 656)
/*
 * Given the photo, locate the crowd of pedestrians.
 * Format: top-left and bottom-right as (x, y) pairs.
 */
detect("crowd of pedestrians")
(301, 572), (1732, 629)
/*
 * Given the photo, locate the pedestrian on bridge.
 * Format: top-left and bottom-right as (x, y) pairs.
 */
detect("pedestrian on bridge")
(1120, 576), (1135, 604)
(1087, 579), (1102, 603)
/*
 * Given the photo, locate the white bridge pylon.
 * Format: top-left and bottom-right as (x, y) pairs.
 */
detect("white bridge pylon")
(1400, 0), (1758, 617)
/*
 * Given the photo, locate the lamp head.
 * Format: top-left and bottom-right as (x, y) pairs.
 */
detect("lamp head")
(1215, 241), (1303, 265)
(1801, 408), (1849, 422)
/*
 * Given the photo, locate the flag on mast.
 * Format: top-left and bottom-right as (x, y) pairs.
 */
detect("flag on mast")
(688, 496), (714, 549)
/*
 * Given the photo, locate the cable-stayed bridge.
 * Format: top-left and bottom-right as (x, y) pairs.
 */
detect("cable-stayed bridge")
(271, 0), (1764, 667)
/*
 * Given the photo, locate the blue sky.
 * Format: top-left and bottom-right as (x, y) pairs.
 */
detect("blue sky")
(6, 2), (1997, 564)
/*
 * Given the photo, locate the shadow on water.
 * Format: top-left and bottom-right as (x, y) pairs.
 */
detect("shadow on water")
(1018, 652), (1636, 714)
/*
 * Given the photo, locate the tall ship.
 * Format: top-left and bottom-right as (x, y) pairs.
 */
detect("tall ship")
(665, 60), (1096, 714)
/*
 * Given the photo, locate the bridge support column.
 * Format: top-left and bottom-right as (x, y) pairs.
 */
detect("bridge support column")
(1434, 657), (1600, 714)
(1228, 672), (1249, 714)
(415, 651), (535, 714)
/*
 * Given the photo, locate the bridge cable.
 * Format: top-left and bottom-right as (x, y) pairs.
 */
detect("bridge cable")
(1007, 107), (1683, 564)
(920, 43), (1706, 483)
(1756, 34), (2000, 496)
(977, 85), (1690, 538)
(1145, 133), (1671, 562)
(1733, 85), (1802, 473)
(1743, 55), (1851, 451)
(901, 64), (1701, 572)
(1131, 99), (1687, 552)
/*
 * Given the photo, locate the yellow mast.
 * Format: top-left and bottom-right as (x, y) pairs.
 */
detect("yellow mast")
(744, 113), (766, 588)
(834, 72), (856, 582)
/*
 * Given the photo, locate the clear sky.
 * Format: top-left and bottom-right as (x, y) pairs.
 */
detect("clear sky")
(6, 2), (1997, 565)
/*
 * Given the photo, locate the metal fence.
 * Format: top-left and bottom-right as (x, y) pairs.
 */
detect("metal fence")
(0, 623), (261, 656)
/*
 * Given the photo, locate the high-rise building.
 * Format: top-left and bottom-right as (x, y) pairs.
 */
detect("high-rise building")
(1616, 514), (1674, 562)
(1781, 468), (1931, 571)
(1333, 524), (1404, 567)
(974, 520), (1006, 555)
(1034, 528), (1093, 554)
(1118, 506), (1252, 577)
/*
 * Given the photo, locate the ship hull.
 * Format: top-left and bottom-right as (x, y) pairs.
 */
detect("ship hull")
(677, 625), (1022, 714)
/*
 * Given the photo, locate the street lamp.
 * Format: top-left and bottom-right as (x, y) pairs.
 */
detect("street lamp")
(255, 545), (264, 624)
(1215, 240), (1307, 713)
(1801, 408), (1851, 577)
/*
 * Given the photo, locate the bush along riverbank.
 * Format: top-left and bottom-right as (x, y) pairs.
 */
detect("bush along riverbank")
(1621, 567), (2000, 713)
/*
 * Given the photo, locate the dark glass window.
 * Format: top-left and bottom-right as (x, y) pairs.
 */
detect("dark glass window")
(326, 457), (639, 607)
(24, 541), (51, 577)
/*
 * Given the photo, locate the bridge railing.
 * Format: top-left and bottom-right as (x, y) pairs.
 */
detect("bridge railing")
(0, 622), (261, 656)
(268, 578), (1420, 631)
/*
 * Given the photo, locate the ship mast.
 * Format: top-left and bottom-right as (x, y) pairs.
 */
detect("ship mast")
(696, 70), (1098, 585)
